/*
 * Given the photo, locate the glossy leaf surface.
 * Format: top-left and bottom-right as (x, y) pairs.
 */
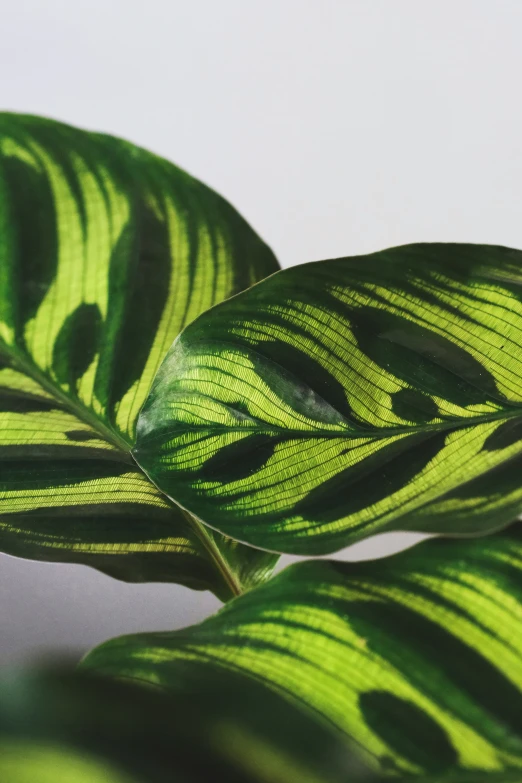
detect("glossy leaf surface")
(136, 244), (522, 553)
(84, 526), (522, 777)
(0, 668), (375, 783)
(0, 113), (278, 596)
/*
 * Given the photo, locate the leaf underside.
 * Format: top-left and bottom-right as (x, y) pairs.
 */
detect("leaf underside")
(135, 243), (522, 554)
(83, 526), (522, 778)
(0, 113), (279, 597)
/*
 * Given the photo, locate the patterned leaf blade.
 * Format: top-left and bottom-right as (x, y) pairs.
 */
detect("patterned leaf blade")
(135, 243), (522, 553)
(0, 113), (279, 596)
(82, 526), (522, 778)
(0, 668), (375, 783)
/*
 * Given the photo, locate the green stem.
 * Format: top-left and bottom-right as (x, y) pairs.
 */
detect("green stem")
(180, 508), (242, 599)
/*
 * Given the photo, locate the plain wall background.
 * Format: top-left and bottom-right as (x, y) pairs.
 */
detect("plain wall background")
(1, 0), (522, 663)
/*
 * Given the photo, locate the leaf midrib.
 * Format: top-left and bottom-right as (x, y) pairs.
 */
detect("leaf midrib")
(146, 405), (522, 442)
(1, 342), (133, 454)
(0, 341), (243, 599)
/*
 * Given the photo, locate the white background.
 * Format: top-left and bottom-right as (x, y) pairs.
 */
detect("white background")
(1, 0), (521, 663)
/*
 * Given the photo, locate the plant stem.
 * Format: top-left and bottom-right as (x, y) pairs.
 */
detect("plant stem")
(180, 508), (243, 599)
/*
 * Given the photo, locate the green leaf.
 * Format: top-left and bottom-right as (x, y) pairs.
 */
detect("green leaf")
(0, 744), (137, 783)
(0, 113), (279, 597)
(0, 667), (376, 783)
(83, 525), (522, 777)
(135, 243), (522, 553)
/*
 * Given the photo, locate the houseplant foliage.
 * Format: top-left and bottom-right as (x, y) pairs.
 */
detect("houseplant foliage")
(0, 113), (279, 600)
(135, 242), (522, 553)
(0, 667), (376, 783)
(84, 526), (522, 776)
(2, 114), (522, 781)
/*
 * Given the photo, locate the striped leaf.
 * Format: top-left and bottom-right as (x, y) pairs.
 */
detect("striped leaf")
(135, 243), (522, 554)
(82, 526), (522, 778)
(0, 668), (375, 783)
(0, 113), (279, 597)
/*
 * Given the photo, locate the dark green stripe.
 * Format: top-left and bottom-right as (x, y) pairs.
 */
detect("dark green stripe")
(107, 196), (171, 412)
(0, 393), (58, 413)
(52, 303), (102, 389)
(1, 153), (58, 332)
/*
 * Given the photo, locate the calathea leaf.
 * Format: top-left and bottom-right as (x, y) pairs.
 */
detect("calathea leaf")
(135, 243), (522, 553)
(0, 113), (279, 598)
(83, 525), (522, 778)
(0, 667), (376, 783)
